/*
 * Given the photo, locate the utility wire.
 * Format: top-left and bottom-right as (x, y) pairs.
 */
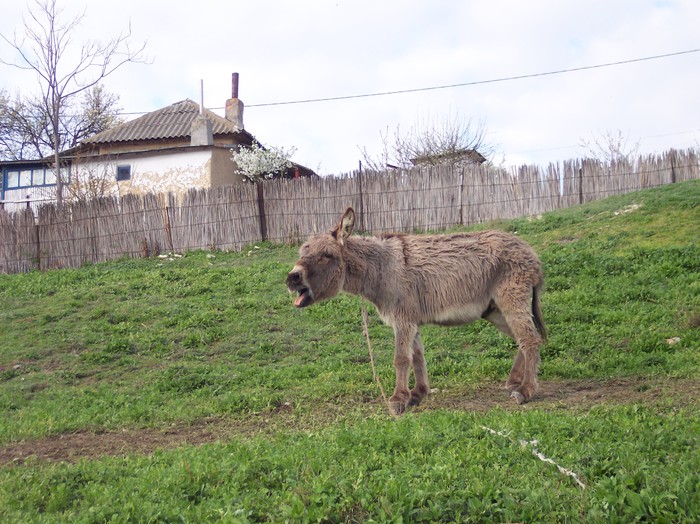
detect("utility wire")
(94, 47), (700, 116)
(244, 48), (700, 108)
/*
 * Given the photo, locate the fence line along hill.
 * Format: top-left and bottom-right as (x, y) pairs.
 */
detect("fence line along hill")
(1, 148), (698, 274)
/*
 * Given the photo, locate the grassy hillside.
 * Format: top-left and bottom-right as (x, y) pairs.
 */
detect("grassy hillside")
(1, 180), (699, 522)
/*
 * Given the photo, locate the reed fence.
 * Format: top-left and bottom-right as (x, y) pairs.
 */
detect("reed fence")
(1, 148), (698, 274)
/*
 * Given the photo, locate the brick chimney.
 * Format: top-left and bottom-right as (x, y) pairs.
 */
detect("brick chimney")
(225, 72), (244, 131)
(191, 79), (213, 146)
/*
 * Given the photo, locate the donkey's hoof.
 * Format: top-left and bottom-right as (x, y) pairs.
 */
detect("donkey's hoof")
(408, 389), (427, 407)
(510, 390), (526, 405)
(389, 401), (407, 416)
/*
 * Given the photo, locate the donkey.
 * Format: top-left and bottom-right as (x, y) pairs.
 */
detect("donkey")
(286, 208), (547, 415)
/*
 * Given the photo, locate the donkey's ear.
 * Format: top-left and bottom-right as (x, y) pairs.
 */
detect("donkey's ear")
(333, 207), (355, 245)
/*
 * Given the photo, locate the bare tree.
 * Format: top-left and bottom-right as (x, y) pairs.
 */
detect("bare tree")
(580, 129), (640, 164)
(0, 84), (123, 161)
(65, 84), (123, 149)
(360, 114), (492, 172)
(0, 89), (48, 160)
(0, 0), (147, 204)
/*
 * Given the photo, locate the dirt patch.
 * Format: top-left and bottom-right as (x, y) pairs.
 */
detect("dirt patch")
(0, 415), (280, 466)
(1, 377), (697, 466)
(430, 377), (700, 412)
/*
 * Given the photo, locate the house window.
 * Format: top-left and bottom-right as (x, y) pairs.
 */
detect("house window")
(32, 169), (45, 185)
(45, 169), (57, 185)
(2, 167), (59, 191)
(6, 170), (20, 188)
(19, 169), (32, 187)
(116, 165), (131, 181)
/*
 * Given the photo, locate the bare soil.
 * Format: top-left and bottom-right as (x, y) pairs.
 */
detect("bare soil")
(2, 377), (697, 466)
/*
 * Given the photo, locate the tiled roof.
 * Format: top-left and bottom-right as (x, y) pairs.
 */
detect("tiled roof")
(82, 99), (244, 144)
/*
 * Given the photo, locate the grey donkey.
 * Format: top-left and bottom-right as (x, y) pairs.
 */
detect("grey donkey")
(286, 208), (547, 415)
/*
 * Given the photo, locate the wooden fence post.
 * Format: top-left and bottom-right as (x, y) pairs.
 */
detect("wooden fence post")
(670, 150), (677, 184)
(35, 221), (41, 271)
(164, 205), (174, 252)
(257, 182), (267, 241)
(458, 168), (465, 225)
(357, 161), (365, 232)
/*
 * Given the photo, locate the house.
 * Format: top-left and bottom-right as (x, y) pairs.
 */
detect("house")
(67, 97), (253, 197)
(1, 74), (315, 212)
(411, 148), (487, 167)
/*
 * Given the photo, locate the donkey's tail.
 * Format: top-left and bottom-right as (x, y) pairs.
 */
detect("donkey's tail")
(532, 284), (547, 342)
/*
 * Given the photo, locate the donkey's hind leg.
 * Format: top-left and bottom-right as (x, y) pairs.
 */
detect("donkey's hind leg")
(505, 350), (525, 391)
(482, 307), (523, 390)
(408, 331), (430, 407)
(505, 314), (542, 403)
(495, 289), (543, 404)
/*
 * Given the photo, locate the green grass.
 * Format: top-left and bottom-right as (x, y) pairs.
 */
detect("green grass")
(2, 408), (699, 523)
(1, 180), (699, 522)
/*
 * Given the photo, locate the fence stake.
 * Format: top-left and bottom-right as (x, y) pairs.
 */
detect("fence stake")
(458, 168), (464, 225)
(578, 167), (584, 204)
(670, 150), (677, 184)
(164, 205), (174, 252)
(358, 161), (365, 232)
(34, 222), (41, 271)
(256, 182), (267, 241)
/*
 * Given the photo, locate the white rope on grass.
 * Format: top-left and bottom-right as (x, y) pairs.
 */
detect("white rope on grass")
(481, 426), (587, 489)
(361, 299), (394, 416)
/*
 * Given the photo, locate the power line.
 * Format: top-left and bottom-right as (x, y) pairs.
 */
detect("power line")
(244, 48), (700, 108)
(5, 47), (698, 116)
(108, 47), (700, 116)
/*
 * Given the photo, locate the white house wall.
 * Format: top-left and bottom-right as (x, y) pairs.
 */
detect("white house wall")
(2, 150), (218, 212)
(73, 149), (213, 198)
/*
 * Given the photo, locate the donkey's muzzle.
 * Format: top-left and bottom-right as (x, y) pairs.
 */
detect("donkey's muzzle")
(286, 269), (313, 308)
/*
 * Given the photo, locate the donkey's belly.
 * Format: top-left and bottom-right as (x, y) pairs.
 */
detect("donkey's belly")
(427, 302), (489, 327)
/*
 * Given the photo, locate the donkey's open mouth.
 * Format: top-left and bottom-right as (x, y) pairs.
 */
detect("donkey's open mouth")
(294, 287), (313, 308)
(287, 268), (314, 308)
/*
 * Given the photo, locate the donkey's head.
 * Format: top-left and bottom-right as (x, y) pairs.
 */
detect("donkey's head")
(286, 208), (356, 308)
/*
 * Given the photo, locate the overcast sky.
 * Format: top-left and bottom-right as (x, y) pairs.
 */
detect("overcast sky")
(1, 0), (699, 175)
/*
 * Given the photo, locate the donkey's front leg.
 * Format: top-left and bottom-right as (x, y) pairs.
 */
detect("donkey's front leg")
(389, 323), (417, 415)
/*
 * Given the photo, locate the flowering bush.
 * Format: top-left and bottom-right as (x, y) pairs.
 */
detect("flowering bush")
(231, 142), (297, 183)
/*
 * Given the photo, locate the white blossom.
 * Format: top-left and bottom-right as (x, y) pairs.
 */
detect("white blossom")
(231, 142), (297, 183)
